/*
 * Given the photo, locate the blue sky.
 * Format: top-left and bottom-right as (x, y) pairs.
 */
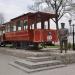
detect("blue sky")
(0, 0), (34, 22)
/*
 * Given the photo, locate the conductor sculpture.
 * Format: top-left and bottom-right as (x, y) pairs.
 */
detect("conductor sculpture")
(59, 23), (69, 53)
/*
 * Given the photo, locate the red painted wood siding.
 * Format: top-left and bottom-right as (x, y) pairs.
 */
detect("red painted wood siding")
(4, 29), (58, 43)
(5, 30), (29, 41)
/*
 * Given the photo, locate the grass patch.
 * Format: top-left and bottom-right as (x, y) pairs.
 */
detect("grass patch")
(47, 45), (60, 48)
(5, 44), (15, 48)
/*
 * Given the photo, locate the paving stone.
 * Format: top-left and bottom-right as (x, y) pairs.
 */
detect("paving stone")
(25, 56), (56, 62)
(9, 55), (65, 73)
(10, 62), (65, 73)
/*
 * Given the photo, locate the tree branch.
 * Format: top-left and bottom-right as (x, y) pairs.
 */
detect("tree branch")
(57, 0), (63, 11)
(51, 18), (56, 23)
(45, 0), (55, 10)
(58, 13), (65, 20)
(58, 5), (64, 16)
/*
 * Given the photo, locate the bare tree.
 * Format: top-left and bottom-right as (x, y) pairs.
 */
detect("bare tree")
(29, 0), (73, 41)
(68, 2), (75, 20)
(30, 0), (72, 30)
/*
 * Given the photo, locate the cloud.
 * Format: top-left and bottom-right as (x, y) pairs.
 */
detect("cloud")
(0, 0), (70, 29)
(0, 0), (33, 22)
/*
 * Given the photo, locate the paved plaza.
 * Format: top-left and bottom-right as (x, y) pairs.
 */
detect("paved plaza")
(0, 48), (75, 75)
(0, 53), (75, 75)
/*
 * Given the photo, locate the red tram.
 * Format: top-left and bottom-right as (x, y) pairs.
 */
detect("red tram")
(0, 12), (58, 48)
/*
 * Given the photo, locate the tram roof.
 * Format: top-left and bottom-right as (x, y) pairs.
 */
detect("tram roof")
(11, 12), (58, 21)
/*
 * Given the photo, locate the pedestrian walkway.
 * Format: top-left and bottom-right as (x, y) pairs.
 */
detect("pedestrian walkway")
(0, 47), (75, 73)
(0, 47), (60, 58)
(0, 53), (75, 75)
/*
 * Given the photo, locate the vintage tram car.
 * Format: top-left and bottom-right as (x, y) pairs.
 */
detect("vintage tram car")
(0, 12), (58, 48)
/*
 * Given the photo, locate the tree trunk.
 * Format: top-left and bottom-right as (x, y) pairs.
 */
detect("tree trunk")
(55, 1), (60, 41)
(55, 16), (61, 41)
(55, 8), (60, 42)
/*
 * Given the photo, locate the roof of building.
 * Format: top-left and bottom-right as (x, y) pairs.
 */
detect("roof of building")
(11, 11), (57, 21)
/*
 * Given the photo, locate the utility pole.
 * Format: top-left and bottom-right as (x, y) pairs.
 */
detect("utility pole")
(69, 20), (75, 50)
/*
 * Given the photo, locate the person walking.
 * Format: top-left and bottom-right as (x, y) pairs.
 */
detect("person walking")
(59, 23), (69, 53)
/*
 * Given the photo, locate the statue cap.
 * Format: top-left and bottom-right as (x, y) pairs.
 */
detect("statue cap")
(61, 23), (65, 26)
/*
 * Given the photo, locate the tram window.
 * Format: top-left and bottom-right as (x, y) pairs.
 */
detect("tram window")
(17, 20), (21, 31)
(5, 24), (10, 32)
(44, 21), (48, 29)
(30, 24), (33, 29)
(30, 25), (31, 29)
(18, 27), (21, 31)
(3, 30), (5, 33)
(32, 24), (34, 29)
(37, 22), (41, 29)
(0, 30), (5, 35)
(0, 31), (1, 35)
(10, 25), (13, 32)
(24, 20), (28, 30)
(5, 25), (8, 32)
(21, 20), (23, 30)
(13, 25), (16, 31)
(0, 31), (2, 35)
(11, 23), (16, 32)
(6, 24), (7, 32)
(7, 25), (10, 32)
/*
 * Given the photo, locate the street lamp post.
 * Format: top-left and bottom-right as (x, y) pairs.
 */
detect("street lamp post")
(69, 19), (75, 50)
(69, 20), (72, 34)
(72, 24), (75, 50)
